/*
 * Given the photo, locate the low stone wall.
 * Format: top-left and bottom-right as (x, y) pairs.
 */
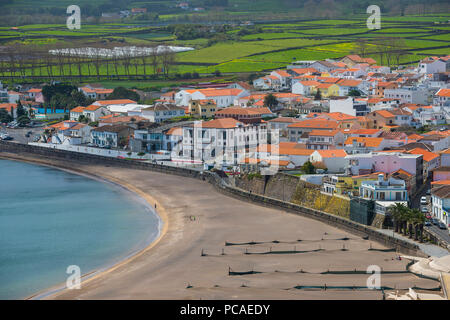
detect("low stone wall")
(0, 141), (426, 257)
(423, 228), (450, 251)
(0, 141), (201, 180)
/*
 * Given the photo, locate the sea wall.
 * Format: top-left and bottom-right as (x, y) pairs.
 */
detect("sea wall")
(0, 141), (428, 257)
(236, 173), (351, 219)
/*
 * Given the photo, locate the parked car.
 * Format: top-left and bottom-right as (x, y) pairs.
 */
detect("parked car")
(421, 207), (428, 213)
(420, 196), (427, 205)
(426, 189), (431, 195)
(438, 222), (447, 230)
(424, 221), (431, 227)
(432, 218), (440, 225)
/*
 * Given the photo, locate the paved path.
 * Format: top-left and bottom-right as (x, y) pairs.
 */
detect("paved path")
(377, 229), (449, 258)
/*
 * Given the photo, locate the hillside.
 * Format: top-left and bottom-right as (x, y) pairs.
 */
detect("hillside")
(1, 0), (449, 16)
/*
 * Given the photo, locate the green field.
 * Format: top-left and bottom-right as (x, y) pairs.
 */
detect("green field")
(0, 13), (449, 83)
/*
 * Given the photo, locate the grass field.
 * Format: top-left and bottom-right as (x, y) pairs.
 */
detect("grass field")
(0, 13), (449, 83)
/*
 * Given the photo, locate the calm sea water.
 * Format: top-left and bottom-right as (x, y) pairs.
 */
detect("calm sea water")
(0, 159), (161, 299)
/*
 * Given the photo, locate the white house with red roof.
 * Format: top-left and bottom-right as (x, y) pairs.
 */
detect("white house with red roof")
(418, 57), (447, 74)
(434, 88), (450, 107)
(83, 104), (111, 122)
(175, 88), (248, 108)
(27, 88), (44, 103)
(270, 69), (292, 89)
(310, 149), (348, 173)
(306, 129), (344, 150)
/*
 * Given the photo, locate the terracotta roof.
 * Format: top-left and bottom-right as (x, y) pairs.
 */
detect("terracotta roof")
(299, 80), (320, 86)
(315, 149), (347, 158)
(324, 112), (357, 121)
(408, 134), (424, 140)
(85, 105), (102, 111)
(0, 103), (17, 112)
(273, 70), (291, 78)
(261, 142), (314, 156)
(345, 137), (384, 148)
(100, 115), (148, 124)
(269, 117), (301, 123)
(201, 118), (243, 129)
(70, 106), (85, 113)
(287, 119), (338, 130)
(391, 169), (413, 177)
(165, 127), (182, 135)
(337, 79), (362, 87)
(436, 88), (450, 97)
(353, 129), (381, 135)
(95, 99), (137, 106)
(290, 68), (318, 75)
(215, 107), (263, 116)
(431, 185), (450, 199)
(431, 180), (450, 186)
(376, 110), (395, 118)
(309, 129), (340, 137)
(407, 148), (439, 162)
(27, 88), (42, 93)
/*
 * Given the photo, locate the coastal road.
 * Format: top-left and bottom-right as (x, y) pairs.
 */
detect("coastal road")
(0, 126), (44, 144)
(425, 224), (450, 244)
(2, 152), (443, 300)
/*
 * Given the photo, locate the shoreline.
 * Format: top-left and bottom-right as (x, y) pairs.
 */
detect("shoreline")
(0, 154), (170, 300)
(1, 151), (441, 300)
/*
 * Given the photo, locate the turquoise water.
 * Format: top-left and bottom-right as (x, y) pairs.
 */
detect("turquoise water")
(0, 159), (161, 299)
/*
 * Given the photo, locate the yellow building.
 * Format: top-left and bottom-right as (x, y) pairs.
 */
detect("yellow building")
(188, 99), (217, 119)
(312, 83), (339, 97)
(324, 173), (382, 196)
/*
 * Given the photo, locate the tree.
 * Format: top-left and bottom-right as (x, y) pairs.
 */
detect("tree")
(301, 161), (316, 174)
(264, 93), (278, 110)
(389, 202), (408, 234)
(160, 46), (176, 78)
(0, 109), (13, 123)
(17, 115), (30, 127)
(107, 87), (139, 102)
(16, 101), (27, 119)
(314, 89), (322, 100)
(348, 89), (361, 97)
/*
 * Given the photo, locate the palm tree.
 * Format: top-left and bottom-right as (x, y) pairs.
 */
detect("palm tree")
(411, 209), (425, 242)
(389, 203), (408, 233)
(406, 209), (415, 238)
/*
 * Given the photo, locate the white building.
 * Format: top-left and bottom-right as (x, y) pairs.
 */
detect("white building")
(360, 174), (408, 202)
(310, 149), (347, 173)
(431, 185), (450, 226)
(141, 104), (185, 123)
(384, 87), (429, 105)
(418, 59), (446, 74)
(175, 88), (248, 108)
(346, 152), (423, 185)
(181, 118), (267, 167)
(434, 88), (450, 107)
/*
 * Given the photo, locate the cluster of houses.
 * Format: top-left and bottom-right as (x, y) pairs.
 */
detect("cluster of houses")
(2, 54), (449, 227)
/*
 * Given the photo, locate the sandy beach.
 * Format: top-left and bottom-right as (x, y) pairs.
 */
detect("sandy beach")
(0, 152), (441, 300)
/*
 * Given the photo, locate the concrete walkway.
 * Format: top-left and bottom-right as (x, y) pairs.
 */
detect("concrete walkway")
(377, 229), (449, 258)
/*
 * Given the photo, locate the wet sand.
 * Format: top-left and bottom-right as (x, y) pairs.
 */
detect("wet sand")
(0, 153), (440, 300)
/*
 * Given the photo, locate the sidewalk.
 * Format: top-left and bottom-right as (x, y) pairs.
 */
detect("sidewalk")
(377, 228), (449, 257)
